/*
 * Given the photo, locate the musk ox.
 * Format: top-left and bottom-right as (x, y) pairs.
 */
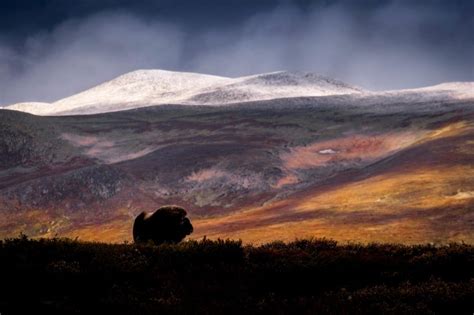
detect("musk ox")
(133, 205), (193, 244)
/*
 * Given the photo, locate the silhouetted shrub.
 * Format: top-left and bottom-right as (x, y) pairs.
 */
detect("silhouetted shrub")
(0, 236), (472, 314)
(133, 205), (193, 245)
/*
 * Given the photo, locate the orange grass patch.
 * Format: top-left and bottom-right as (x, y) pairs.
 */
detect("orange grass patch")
(60, 217), (133, 243)
(281, 131), (423, 170)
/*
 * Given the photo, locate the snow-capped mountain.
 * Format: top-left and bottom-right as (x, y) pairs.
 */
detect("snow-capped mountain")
(4, 70), (364, 115)
(3, 69), (473, 116)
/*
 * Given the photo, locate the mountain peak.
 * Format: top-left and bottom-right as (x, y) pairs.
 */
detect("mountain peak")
(237, 71), (364, 90)
(3, 69), (472, 116)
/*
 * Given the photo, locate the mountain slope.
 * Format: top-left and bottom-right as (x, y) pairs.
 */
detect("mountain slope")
(1, 91), (473, 243)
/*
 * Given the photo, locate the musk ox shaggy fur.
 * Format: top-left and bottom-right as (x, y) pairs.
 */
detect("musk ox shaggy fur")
(133, 205), (193, 244)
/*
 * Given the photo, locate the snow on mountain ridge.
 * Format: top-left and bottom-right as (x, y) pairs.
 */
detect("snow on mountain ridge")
(187, 71), (363, 105)
(3, 102), (52, 115)
(378, 81), (474, 101)
(3, 69), (472, 116)
(51, 69), (232, 111)
(236, 71), (362, 89)
(5, 69), (364, 115)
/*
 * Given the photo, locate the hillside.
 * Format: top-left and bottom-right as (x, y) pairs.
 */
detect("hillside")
(1, 86), (473, 243)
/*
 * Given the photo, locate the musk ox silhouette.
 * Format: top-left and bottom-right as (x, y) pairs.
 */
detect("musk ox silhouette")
(133, 205), (193, 244)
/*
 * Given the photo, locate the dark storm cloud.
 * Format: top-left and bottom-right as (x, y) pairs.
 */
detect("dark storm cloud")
(0, 0), (473, 105)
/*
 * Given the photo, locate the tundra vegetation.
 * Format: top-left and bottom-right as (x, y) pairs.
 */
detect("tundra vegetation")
(0, 236), (473, 314)
(1, 96), (473, 245)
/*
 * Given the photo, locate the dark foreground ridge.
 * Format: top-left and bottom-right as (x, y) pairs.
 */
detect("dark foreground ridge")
(1, 236), (473, 314)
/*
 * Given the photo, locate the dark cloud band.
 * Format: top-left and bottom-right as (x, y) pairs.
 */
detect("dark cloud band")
(0, 0), (472, 105)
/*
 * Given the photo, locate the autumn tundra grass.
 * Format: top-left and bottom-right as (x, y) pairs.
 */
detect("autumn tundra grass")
(0, 236), (473, 314)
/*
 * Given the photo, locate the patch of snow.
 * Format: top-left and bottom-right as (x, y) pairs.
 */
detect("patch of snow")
(449, 190), (474, 200)
(4, 102), (52, 115)
(378, 82), (474, 101)
(318, 149), (337, 154)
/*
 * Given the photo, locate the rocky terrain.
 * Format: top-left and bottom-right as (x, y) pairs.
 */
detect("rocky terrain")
(1, 70), (473, 243)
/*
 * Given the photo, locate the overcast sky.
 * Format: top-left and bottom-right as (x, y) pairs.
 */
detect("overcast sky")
(0, 0), (473, 105)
